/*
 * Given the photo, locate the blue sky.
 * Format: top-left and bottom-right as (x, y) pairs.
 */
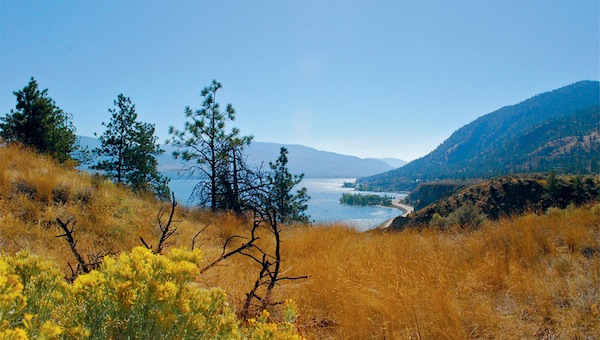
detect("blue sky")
(1, 1), (598, 161)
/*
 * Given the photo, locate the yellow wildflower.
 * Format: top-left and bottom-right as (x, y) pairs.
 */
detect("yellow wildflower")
(156, 281), (178, 301)
(0, 327), (28, 339)
(39, 321), (63, 337)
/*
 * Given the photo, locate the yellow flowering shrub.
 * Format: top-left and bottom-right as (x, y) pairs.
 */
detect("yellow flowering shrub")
(243, 308), (304, 340)
(0, 253), (73, 339)
(5, 251), (71, 323)
(65, 246), (241, 338)
(0, 257), (27, 338)
(1, 248), (302, 339)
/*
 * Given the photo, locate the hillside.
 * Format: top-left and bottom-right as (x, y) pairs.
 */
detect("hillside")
(357, 81), (600, 191)
(79, 137), (397, 178)
(1, 145), (599, 338)
(392, 174), (600, 229)
(491, 106), (600, 173)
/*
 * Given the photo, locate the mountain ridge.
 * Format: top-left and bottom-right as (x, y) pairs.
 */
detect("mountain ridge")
(78, 136), (404, 178)
(357, 80), (600, 191)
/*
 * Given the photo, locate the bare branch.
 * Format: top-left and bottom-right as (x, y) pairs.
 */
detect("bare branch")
(56, 217), (90, 275)
(140, 236), (152, 250)
(274, 275), (310, 283)
(191, 218), (213, 250)
(142, 192), (178, 254)
(200, 234), (259, 274)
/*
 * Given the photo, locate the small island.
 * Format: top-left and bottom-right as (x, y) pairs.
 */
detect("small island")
(340, 193), (393, 206)
(341, 181), (356, 188)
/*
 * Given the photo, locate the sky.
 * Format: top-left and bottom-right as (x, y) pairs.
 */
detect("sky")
(1, 1), (598, 161)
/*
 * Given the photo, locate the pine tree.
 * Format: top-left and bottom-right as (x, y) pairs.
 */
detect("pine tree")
(266, 147), (310, 224)
(93, 94), (169, 200)
(0, 77), (77, 163)
(168, 80), (252, 210)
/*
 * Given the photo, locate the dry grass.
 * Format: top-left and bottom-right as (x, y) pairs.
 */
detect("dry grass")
(0, 144), (174, 266)
(268, 207), (599, 339)
(1, 144), (599, 339)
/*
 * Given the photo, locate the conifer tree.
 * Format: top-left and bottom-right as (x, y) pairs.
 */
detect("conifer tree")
(265, 147), (310, 224)
(168, 80), (252, 211)
(93, 94), (169, 200)
(0, 77), (77, 163)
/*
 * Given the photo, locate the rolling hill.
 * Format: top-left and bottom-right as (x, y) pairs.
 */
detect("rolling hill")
(78, 137), (401, 178)
(357, 80), (600, 191)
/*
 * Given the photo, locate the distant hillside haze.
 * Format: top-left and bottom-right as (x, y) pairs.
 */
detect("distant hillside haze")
(357, 80), (600, 191)
(243, 142), (396, 178)
(376, 158), (408, 168)
(78, 136), (397, 178)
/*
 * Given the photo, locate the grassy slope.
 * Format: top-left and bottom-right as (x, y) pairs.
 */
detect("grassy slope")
(1, 145), (599, 339)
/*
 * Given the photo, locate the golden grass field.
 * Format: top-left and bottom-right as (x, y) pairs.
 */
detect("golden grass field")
(1, 144), (599, 339)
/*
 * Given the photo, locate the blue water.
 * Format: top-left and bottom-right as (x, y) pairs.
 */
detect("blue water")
(169, 178), (405, 231)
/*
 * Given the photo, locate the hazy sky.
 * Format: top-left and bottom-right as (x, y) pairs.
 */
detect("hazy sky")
(1, 1), (598, 161)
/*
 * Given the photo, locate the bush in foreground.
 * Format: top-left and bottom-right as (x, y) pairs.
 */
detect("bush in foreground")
(1, 247), (302, 339)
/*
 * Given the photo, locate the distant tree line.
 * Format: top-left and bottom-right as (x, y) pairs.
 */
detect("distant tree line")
(341, 181), (355, 188)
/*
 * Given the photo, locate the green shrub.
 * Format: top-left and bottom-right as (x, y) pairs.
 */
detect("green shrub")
(446, 201), (487, 229)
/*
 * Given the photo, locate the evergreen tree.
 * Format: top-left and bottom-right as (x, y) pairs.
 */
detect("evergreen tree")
(93, 94), (169, 200)
(168, 80), (252, 211)
(265, 147), (310, 224)
(0, 77), (77, 163)
(216, 132), (253, 214)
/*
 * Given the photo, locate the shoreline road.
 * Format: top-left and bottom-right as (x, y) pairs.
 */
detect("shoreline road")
(377, 199), (414, 229)
(391, 198), (414, 217)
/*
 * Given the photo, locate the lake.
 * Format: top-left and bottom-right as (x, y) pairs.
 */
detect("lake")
(169, 177), (406, 231)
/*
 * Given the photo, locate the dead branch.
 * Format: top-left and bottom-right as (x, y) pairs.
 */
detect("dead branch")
(239, 209), (311, 319)
(55, 217), (106, 281)
(199, 233), (259, 274)
(141, 192), (179, 254)
(191, 217), (213, 250)
(56, 217), (90, 275)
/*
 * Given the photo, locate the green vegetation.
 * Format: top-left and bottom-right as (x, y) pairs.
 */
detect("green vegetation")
(429, 201), (487, 230)
(263, 147), (310, 224)
(340, 193), (392, 206)
(167, 80), (309, 222)
(0, 77), (78, 163)
(167, 80), (253, 212)
(93, 94), (170, 200)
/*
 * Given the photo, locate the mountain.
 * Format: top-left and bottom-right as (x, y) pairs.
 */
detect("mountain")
(357, 80), (600, 191)
(376, 158), (408, 168)
(243, 142), (395, 178)
(78, 137), (394, 178)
